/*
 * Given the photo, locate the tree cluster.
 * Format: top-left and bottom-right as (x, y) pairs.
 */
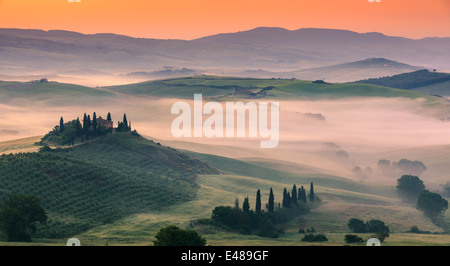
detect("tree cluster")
(39, 112), (131, 146)
(206, 184), (314, 238)
(377, 158), (427, 177)
(396, 175), (448, 219)
(347, 218), (390, 234)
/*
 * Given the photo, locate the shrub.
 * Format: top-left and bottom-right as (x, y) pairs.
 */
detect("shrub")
(344, 234), (364, 243)
(301, 233), (328, 242)
(153, 225), (206, 246)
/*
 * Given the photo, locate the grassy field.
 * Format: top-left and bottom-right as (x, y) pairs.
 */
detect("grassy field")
(39, 172), (449, 246)
(69, 151), (448, 246)
(0, 135), (449, 246)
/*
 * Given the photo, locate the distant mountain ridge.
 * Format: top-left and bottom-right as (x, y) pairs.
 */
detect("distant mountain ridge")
(0, 27), (449, 86)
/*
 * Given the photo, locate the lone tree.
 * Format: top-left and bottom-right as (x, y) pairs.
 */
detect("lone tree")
(309, 182), (315, 202)
(123, 113), (128, 131)
(397, 175), (425, 199)
(416, 190), (448, 218)
(153, 225), (206, 246)
(0, 194), (48, 242)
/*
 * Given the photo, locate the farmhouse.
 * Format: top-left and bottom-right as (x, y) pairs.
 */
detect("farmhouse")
(96, 116), (114, 129)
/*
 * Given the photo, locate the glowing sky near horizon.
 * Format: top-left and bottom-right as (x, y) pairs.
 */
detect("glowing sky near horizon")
(0, 0), (449, 39)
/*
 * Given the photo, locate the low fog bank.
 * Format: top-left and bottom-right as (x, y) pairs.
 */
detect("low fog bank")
(1, 96), (450, 185)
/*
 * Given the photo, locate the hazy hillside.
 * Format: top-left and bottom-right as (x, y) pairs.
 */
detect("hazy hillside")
(412, 81), (450, 97)
(0, 131), (219, 238)
(291, 58), (424, 83)
(1, 27), (449, 86)
(225, 58), (423, 82)
(0, 79), (118, 106)
(105, 75), (435, 100)
(354, 70), (450, 91)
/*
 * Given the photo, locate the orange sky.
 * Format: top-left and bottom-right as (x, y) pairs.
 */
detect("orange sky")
(0, 0), (449, 40)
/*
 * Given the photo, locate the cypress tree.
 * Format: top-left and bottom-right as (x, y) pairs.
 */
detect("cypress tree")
(309, 182), (315, 202)
(76, 117), (82, 137)
(82, 113), (88, 140)
(268, 188), (274, 213)
(243, 197), (250, 213)
(82, 113), (87, 132)
(123, 113), (128, 131)
(87, 115), (91, 128)
(59, 117), (64, 133)
(92, 112), (97, 136)
(292, 184), (298, 205)
(299, 186), (307, 203)
(87, 115), (91, 139)
(287, 192), (291, 208)
(255, 189), (262, 213)
(282, 188), (291, 208)
(234, 197), (239, 209)
(107, 112), (112, 121)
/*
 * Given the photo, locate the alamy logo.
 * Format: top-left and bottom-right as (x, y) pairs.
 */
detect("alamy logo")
(171, 94), (280, 148)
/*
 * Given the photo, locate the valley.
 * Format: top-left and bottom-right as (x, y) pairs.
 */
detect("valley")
(0, 74), (449, 245)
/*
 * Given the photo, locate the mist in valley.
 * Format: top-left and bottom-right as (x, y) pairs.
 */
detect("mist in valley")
(2, 95), (450, 189)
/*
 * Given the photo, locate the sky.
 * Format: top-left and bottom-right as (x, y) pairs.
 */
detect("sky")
(0, 0), (449, 40)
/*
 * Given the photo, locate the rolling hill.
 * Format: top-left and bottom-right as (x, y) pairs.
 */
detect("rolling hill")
(0, 131), (219, 239)
(353, 69), (450, 91)
(412, 81), (450, 97)
(0, 79), (118, 106)
(224, 58), (423, 82)
(291, 58), (424, 83)
(0, 131), (448, 245)
(105, 75), (437, 100)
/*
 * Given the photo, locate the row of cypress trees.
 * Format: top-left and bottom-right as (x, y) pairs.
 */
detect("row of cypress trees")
(241, 182), (315, 214)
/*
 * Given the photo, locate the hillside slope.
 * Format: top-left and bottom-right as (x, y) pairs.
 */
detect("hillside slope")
(0, 132), (218, 238)
(0, 79), (118, 106)
(292, 58), (423, 83)
(353, 69), (450, 90)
